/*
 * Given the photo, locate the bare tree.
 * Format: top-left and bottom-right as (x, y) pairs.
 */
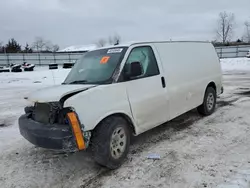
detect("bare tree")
(216, 11), (235, 44)
(0, 41), (3, 53)
(108, 36), (113, 46)
(243, 21), (250, 42)
(52, 44), (60, 52)
(32, 37), (46, 52)
(96, 39), (107, 47)
(108, 34), (121, 46)
(45, 40), (53, 52)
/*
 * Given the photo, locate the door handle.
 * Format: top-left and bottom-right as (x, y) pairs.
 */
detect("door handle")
(161, 77), (166, 88)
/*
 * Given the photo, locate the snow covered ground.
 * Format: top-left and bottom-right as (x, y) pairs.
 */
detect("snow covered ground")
(221, 57), (250, 71)
(1, 58), (250, 188)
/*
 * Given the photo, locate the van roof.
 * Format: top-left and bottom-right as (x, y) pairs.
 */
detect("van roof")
(94, 40), (211, 50)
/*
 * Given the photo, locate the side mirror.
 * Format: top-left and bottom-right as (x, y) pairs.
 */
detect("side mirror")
(126, 61), (143, 79)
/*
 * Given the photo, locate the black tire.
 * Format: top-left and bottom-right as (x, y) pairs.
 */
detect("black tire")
(197, 87), (216, 116)
(91, 116), (131, 169)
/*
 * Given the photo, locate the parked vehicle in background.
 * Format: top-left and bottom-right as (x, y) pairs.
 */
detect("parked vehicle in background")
(0, 66), (10, 73)
(247, 50), (250, 58)
(22, 62), (35, 71)
(18, 41), (223, 169)
(10, 63), (22, 72)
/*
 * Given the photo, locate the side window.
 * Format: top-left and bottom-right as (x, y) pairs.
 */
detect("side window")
(125, 46), (160, 78)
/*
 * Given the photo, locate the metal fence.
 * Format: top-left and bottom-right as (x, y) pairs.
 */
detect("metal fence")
(215, 45), (250, 58)
(0, 53), (85, 66)
(0, 45), (249, 66)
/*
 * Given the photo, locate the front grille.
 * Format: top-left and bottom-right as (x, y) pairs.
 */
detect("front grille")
(32, 102), (60, 124)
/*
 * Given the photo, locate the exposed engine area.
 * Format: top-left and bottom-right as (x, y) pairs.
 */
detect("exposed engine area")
(25, 102), (69, 125)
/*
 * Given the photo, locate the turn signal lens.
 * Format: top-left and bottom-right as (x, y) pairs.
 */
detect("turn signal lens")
(67, 112), (85, 150)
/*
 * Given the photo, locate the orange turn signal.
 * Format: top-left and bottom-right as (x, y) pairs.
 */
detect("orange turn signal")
(67, 112), (85, 150)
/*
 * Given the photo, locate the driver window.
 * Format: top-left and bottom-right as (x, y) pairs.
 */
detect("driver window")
(125, 46), (160, 78)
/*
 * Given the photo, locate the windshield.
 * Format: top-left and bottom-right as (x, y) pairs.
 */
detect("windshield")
(63, 47), (128, 85)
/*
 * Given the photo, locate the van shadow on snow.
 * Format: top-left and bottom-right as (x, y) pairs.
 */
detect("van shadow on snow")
(131, 109), (199, 148)
(237, 91), (250, 97)
(216, 99), (237, 107)
(131, 94), (241, 151)
(235, 87), (250, 97)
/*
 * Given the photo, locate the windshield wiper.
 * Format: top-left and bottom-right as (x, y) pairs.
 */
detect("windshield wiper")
(66, 80), (89, 85)
(62, 79), (111, 85)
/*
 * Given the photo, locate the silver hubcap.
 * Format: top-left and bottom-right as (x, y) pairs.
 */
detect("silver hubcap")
(207, 93), (214, 111)
(110, 127), (127, 159)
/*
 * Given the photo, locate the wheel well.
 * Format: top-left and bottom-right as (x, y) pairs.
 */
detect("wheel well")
(94, 113), (136, 135)
(207, 82), (216, 92)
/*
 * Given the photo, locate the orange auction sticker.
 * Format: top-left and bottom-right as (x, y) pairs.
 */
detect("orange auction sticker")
(100, 56), (110, 64)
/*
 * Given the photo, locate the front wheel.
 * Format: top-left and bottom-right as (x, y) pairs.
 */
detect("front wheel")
(197, 87), (216, 116)
(91, 116), (131, 169)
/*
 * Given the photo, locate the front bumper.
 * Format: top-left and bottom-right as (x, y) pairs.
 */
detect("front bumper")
(18, 114), (78, 152)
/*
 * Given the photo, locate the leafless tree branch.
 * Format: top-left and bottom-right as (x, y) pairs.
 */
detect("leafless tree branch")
(32, 37), (46, 52)
(52, 44), (60, 52)
(216, 12), (235, 44)
(45, 40), (53, 51)
(108, 34), (121, 45)
(243, 21), (250, 42)
(96, 39), (107, 47)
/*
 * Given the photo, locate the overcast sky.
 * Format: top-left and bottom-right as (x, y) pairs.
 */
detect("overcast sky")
(1, 0), (250, 49)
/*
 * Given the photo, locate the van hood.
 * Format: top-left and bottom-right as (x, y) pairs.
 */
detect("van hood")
(26, 84), (96, 103)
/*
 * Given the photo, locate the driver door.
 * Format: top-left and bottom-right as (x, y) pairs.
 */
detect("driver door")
(123, 45), (169, 134)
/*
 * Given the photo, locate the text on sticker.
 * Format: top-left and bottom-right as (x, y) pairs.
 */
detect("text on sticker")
(107, 48), (123, 54)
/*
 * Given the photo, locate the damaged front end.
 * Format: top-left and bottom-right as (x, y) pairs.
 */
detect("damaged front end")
(19, 102), (91, 152)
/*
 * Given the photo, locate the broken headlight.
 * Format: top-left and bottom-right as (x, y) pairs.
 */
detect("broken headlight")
(32, 102), (61, 124)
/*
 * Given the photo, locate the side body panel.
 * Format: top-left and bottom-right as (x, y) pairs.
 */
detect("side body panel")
(64, 83), (137, 133)
(154, 42), (222, 120)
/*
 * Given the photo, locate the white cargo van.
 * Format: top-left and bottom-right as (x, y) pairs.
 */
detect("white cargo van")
(19, 41), (223, 169)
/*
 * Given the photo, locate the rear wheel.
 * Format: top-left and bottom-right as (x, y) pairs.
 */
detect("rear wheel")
(197, 87), (216, 116)
(91, 116), (131, 169)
